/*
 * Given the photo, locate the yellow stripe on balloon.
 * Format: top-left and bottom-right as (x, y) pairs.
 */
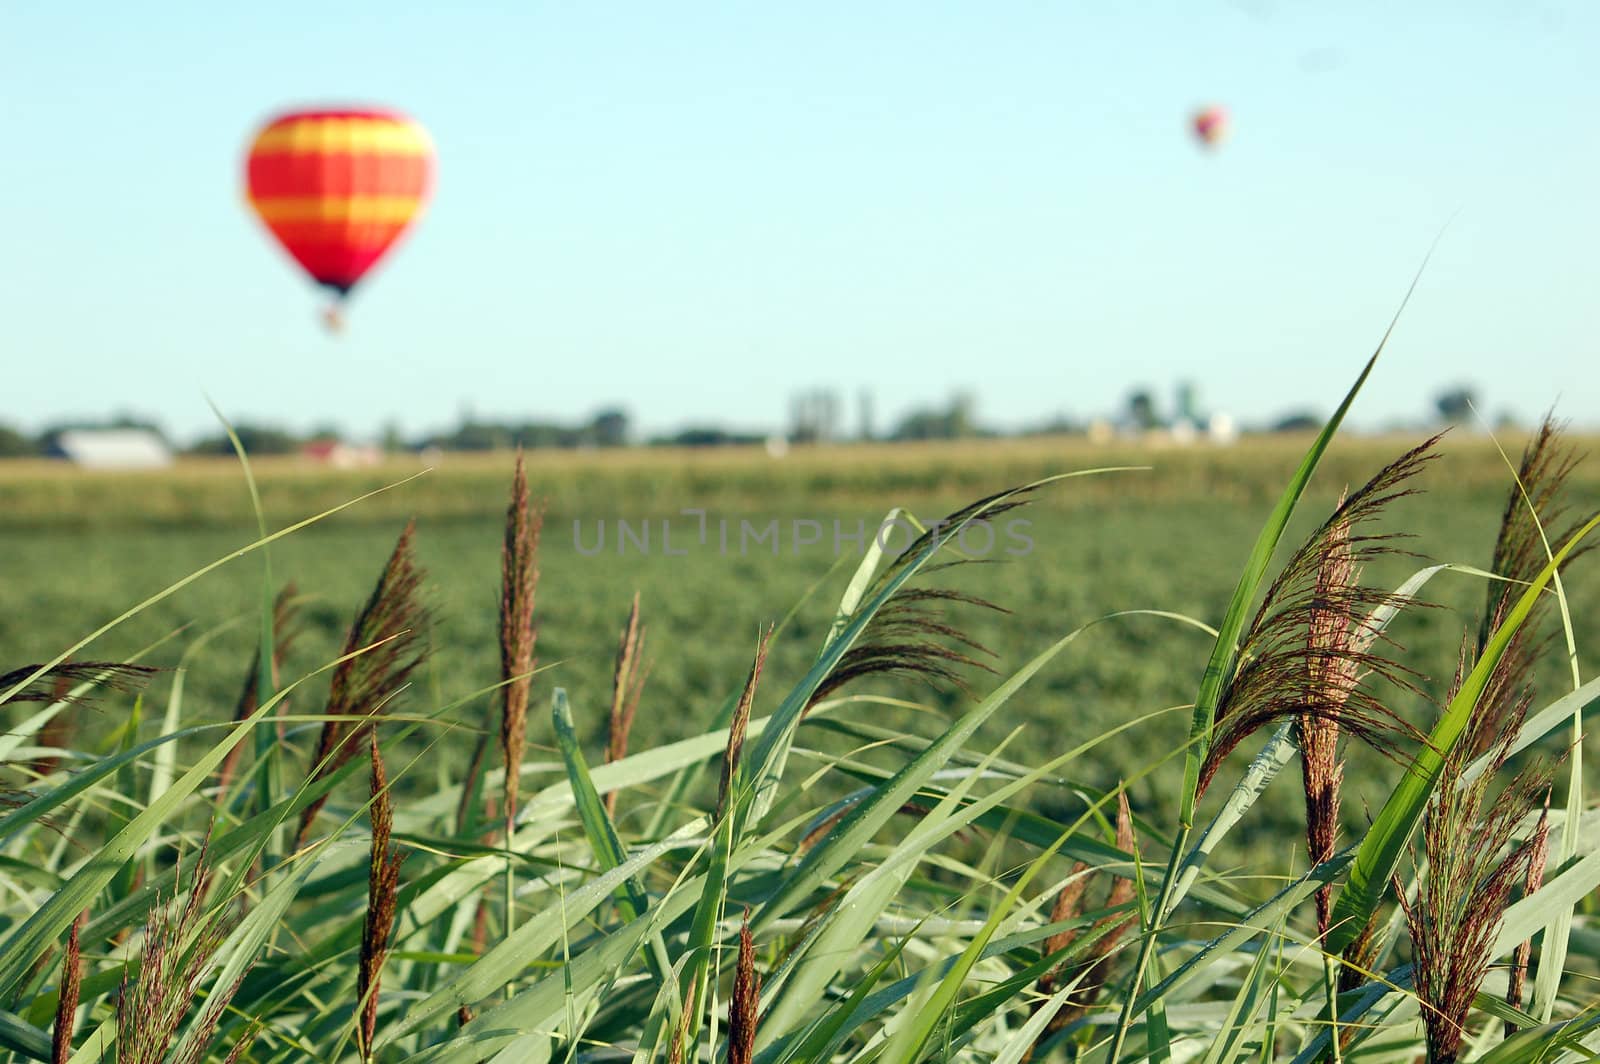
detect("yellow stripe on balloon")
(251, 118), (432, 157)
(248, 195), (425, 225)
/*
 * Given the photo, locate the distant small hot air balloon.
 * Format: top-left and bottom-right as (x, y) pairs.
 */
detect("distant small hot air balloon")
(1191, 105), (1230, 150)
(245, 107), (434, 328)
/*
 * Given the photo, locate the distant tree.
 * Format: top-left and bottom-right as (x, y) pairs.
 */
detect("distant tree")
(789, 388), (842, 444)
(947, 391), (977, 437)
(186, 425), (301, 456)
(650, 427), (764, 448)
(0, 423), (37, 457)
(430, 421), (508, 451)
(1270, 410), (1323, 433)
(1020, 413), (1084, 437)
(890, 393), (983, 442)
(589, 408), (630, 448)
(889, 408), (950, 441)
(1126, 389), (1160, 431)
(1434, 386), (1477, 424)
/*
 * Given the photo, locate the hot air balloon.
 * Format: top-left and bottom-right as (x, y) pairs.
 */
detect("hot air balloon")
(1191, 105), (1229, 150)
(245, 107), (434, 328)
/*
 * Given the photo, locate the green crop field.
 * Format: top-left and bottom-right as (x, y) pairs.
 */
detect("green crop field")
(4, 433), (1597, 846)
(5, 424), (1600, 1062)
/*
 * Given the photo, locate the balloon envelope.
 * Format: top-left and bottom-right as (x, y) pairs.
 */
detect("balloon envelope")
(1191, 105), (1229, 149)
(245, 107), (434, 297)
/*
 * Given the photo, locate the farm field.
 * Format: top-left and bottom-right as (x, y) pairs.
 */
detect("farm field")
(5, 431), (1597, 855)
(7, 423), (1600, 1061)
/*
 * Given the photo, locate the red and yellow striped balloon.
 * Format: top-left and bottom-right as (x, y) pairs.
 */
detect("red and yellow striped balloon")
(245, 107), (433, 299)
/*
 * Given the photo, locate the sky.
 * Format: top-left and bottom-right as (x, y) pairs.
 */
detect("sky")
(3, 2), (1597, 442)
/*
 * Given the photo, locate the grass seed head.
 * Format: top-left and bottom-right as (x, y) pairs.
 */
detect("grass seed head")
(115, 841), (252, 1064)
(358, 729), (406, 1060)
(604, 592), (648, 816)
(717, 626), (773, 824)
(1403, 685), (1549, 1064)
(728, 913), (761, 1064)
(50, 909), (85, 1064)
(499, 451), (542, 832)
(1198, 439), (1440, 799)
(0, 661), (157, 709)
(1301, 502), (1355, 938)
(298, 522), (430, 845)
(1505, 796), (1551, 1034)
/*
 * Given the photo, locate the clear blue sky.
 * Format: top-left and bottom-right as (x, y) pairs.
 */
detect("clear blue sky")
(3, 2), (1596, 441)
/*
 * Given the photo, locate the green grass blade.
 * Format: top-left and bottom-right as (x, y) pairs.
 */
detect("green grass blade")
(891, 820), (1073, 1063)
(760, 737), (1021, 1044)
(551, 688), (650, 921)
(754, 622), (1089, 930)
(1474, 1010), (1600, 1064)
(1494, 840), (1600, 955)
(1198, 930), (1281, 1064)
(209, 400), (285, 847)
(823, 505), (905, 649)
(0, 1009), (51, 1062)
(766, 933), (916, 1064)
(381, 821), (711, 1047)
(1133, 854), (1350, 1015)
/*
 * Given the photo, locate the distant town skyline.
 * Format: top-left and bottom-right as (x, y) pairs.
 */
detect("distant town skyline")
(4, 376), (1519, 455)
(4, 4), (1596, 440)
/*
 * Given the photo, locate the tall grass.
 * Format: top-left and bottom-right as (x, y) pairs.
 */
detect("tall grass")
(3, 371), (1599, 1062)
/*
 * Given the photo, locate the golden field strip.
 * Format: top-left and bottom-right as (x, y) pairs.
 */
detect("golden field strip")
(1, 430), (1590, 528)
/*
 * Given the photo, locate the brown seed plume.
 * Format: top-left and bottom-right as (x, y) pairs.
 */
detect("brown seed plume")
(297, 522), (429, 847)
(1505, 796), (1551, 1036)
(807, 490), (1031, 713)
(717, 628), (773, 824)
(357, 730), (406, 1060)
(1028, 793), (1140, 1059)
(29, 672), (83, 780)
(1071, 794), (1140, 1015)
(9, 662), (158, 779)
(114, 843), (254, 1064)
(808, 587), (1006, 712)
(1469, 415), (1595, 758)
(499, 452), (542, 839)
(1198, 439), (1440, 800)
(728, 914), (761, 1064)
(1301, 505), (1356, 940)
(604, 592), (649, 817)
(0, 661), (157, 707)
(667, 979), (698, 1064)
(1403, 680), (1548, 1064)
(1482, 416), (1593, 656)
(1034, 863), (1090, 1000)
(51, 909), (86, 1064)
